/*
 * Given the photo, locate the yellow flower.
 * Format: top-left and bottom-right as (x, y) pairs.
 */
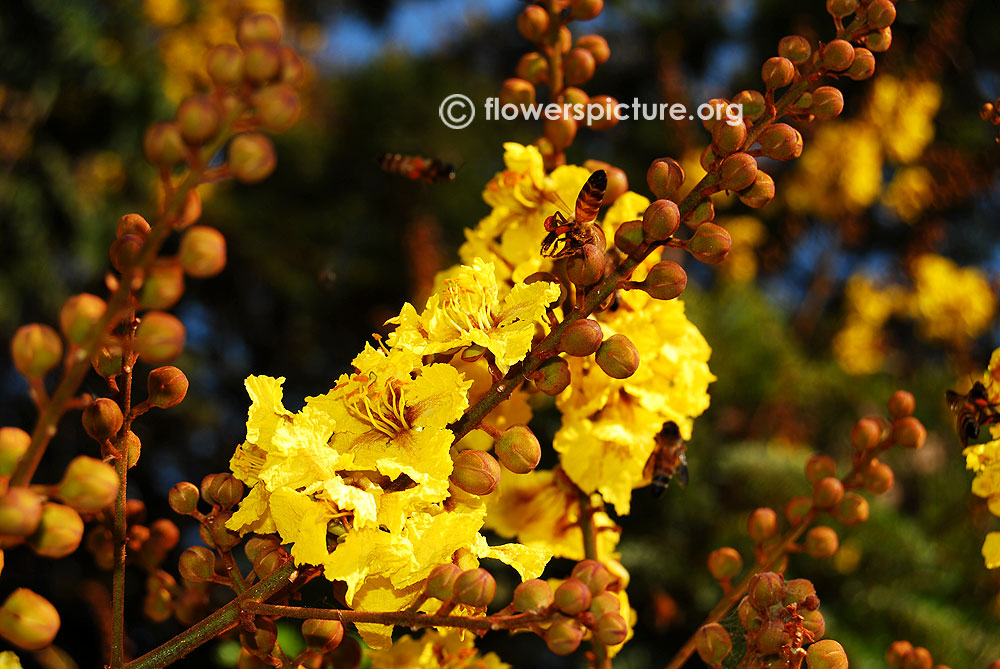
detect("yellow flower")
(882, 166), (935, 223)
(451, 358), (533, 451)
(368, 629), (509, 669)
(867, 76), (941, 164)
(909, 254), (996, 344)
(717, 216), (765, 282)
(387, 258), (560, 373)
(0, 652), (22, 669)
(984, 533), (1000, 570)
(832, 318), (886, 375)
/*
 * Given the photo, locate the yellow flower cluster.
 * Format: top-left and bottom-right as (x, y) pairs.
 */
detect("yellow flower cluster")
(717, 216), (766, 282)
(963, 349), (1000, 569)
(368, 629), (508, 669)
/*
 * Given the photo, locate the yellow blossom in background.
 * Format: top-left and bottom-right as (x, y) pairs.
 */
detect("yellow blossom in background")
(369, 629), (508, 669)
(143, 0), (187, 27)
(717, 216), (766, 282)
(882, 166), (935, 223)
(909, 254), (996, 344)
(866, 76), (941, 164)
(0, 652), (21, 669)
(832, 319), (887, 375)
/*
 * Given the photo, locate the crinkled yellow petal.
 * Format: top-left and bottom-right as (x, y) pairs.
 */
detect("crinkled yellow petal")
(226, 483), (276, 534)
(352, 576), (425, 650)
(471, 534), (551, 581)
(269, 487), (333, 567)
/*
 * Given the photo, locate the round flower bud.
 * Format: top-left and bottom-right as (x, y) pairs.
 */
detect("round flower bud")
(139, 259), (185, 310)
(176, 188), (202, 230)
(0, 488), (44, 536)
(206, 44), (244, 87)
(590, 591), (621, 618)
(559, 319), (604, 358)
(892, 416), (926, 449)
(732, 89), (766, 121)
(805, 526), (839, 559)
(532, 356), (571, 395)
(756, 618), (789, 654)
(720, 153), (758, 191)
(178, 546), (216, 583)
(847, 47), (876, 80)
(759, 123), (803, 161)
(586, 94), (620, 130)
(207, 512), (241, 551)
(91, 340), (124, 379)
(811, 86), (844, 120)
(134, 311), (185, 363)
(805, 454), (837, 484)
(887, 640), (914, 665)
(614, 219), (644, 255)
(241, 617), (277, 655)
(499, 78), (535, 108)
(11, 324), (62, 379)
(425, 563), (462, 601)
(516, 52), (549, 84)
(450, 449), (501, 496)
(778, 35), (812, 64)
(179, 226), (227, 278)
(794, 91), (813, 110)
(565, 243), (605, 286)
(0, 427), (30, 477)
(782, 578), (816, 606)
(28, 503), (84, 559)
(700, 98), (729, 132)
(301, 619), (344, 651)
(245, 535), (281, 566)
(695, 622), (732, 665)
(237, 13), (281, 45)
(595, 612), (628, 646)
(517, 5), (549, 41)
(748, 507), (779, 543)
(570, 0), (603, 21)
(866, 461), (894, 494)
(177, 95), (221, 145)
(279, 46), (304, 86)
(807, 639), (848, 669)
(109, 233), (143, 274)
(495, 425), (542, 474)
(747, 572), (785, 611)
(851, 416), (883, 450)
(826, 0), (858, 18)
(0, 589), (60, 650)
(116, 213), (150, 239)
(865, 26), (893, 53)
(513, 578), (554, 613)
(712, 119), (748, 156)
(762, 57), (795, 89)
(737, 596), (757, 629)
(887, 390), (915, 418)
(243, 42), (282, 83)
(687, 222), (732, 264)
(82, 398), (124, 442)
(813, 477), (845, 509)
(643, 199), (681, 241)
(576, 34), (610, 64)
(647, 157), (684, 200)
(544, 114), (578, 150)
(836, 492), (869, 525)
(802, 610), (827, 641)
(641, 261), (687, 300)
(686, 200), (715, 229)
(453, 568), (496, 607)
(571, 559), (615, 594)
(207, 473), (244, 509)
(554, 578), (592, 616)
(595, 334), (640, 379)
(707, 547), (743, 581)
(228, 133), (277, 183)
(867, 0), (896, 30)
(168, 481), (200, 515)
(146, 366), (188, 410)
(738, 170), (775, 208)
(822, 39), (855, 71)
(564, 48), (596, 87)
(57, 456), (119, 512)
(699, 145), (718, 172)
(143, 122), (187, 168)
(252, 83), (301, 133)
(785, 495), (813, 525)
(545, 617), (584, 655)
(143, 584), (172, 623)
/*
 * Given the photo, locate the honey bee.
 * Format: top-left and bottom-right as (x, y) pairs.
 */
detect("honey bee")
(644, 421), (688, 497)
(946, 381), (1000, 448)
(540, 169), (607, 258)
(378, 153), (456, 183)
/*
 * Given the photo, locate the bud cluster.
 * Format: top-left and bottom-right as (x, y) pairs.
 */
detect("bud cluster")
(886, 639), (954, 669)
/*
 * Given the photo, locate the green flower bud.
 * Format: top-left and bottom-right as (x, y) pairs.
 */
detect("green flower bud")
(759, 123), (803, 161)
(892, 416), (926, 449)
(589, 590), (620, 618)
(802, 608), (826, 640)
(241, 617), (276, 655)
(531, 356), (571, 395)
(228, 133), (277, 183)
(864, 27), (893, 52)
(805, 454), (837, 484)
(207, 473), (244, 509)
(565, 243), (605, 286)
(82, 398), (124, 442)
(179, 226), (227, 279)
(178, 546), (216, 583)
(143, 121), (187, 168)
(28, 503), (84, 559)
(865, 461), (894, 494)
(847, 47), (876, 80)
(748, 572), (785, 613)
(737, 596), (757, 629)
(731, 89), (766, 121)
(0, 427), (30, 477)
(720, 153), (758, 191)
(450, 450), (501, 496)
(544, 617), (584, 655)
(595, 612), (628, 645)
(642, 199), (680, 240)
(867, 0), (896, 30)
(169, 481), (200, 515)
(778, 35), (812, 64)
(647, 157), (685, 200)
(513, 578), (554, 613)
(700, 98), (730, 132)
(756, 618), (789, 654)
(554, 578), (592, 615)
(516, 52), (549, 84)
(794, 91), (813, 110)
(783, 578), (817, 605)
(57, 456), (119, 512)
(762, 56), (795, 89)
(453, 568), (496, 607)
(243, 42), (282, 83)
(738, 170), (775, 209)
(206, 44), (245, 87)
(146, 366), (189, 411)
(252, 83), (301, 133)
(806, 639), (848, 669)
(836, 492), (870, 525)
(614, 219), (644, 255)
(805, 526), (839, 559)
(11, 324), (62, 379)
(244, 535), (281, 565)
(686, 199), (715, 229)
(116, 213), (150, 238)
(785, 495), (813, 525)
(0, 588), (60, 650)
(695, 622), (732, 664)
(0, 488), (44, 536)
(425, 563), (462, 600)
(564, 48), (596, 87)
(748, 507), (778, 543)
(143, 583), (172, 623)
(687, 222), (732, 264)
(208, 512), (241, 551)
(811, 86), (844, 120)
(301, 619), (344, 651)
(576, 34), (610, 64)
(177, 95), (222, 145)
(813, 477), (845, 509)
(595, 334), (640, 379)
(559, 319), (604, 358)
(570, 0), (603, 21)
(495, 425), (542, 474)
(641, 261), (687, 300)
(134, 311), (186, 363)
(826, 0), (858, 18)
(707, 547), (743, 581)
(821, 39), (855, 71)
(237, 13), (282, 45)
(699, 144), (718, 172)
(571, 559), (615, 595)
(500, 78), (536, 108)
(712, 119), (748, 156)
(851, 416), (883, 450)
(91, 340), (124, 379)
(139, 259), (185, 310)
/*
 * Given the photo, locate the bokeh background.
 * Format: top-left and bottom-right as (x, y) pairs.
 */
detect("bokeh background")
(2, 0), (1000, 666)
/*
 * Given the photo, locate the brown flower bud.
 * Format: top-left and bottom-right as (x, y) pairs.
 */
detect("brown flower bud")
(425, 563), (462, 600)
(614, 219), (644, 255)
(208, 473), (244, 508)
(0, 488), (44, 536)
(759, 123), (803, 161)
(595, 612), (628, 646)
(813, 477), (845, 509)
(544, 114), (578, 150)
(245, 535), (281, 566)
(237, 13), (282, 45)
(707, 547), (743, 581)
(590, 591), (621, 618)
(888, 390), (915, 418)
(565, 48), (596, 86)
(516, 52), (549, 84)
(0, 589), (60, 650)
(639, 261), (687, 301)
(805, 526), (839, 559)
(837, 492), (870, 525)
(301, 619), (344, 651)
(133, 311), (185, 363)
(739, 170), (775, 209)
(517, 5), (549, 41)
(576, 34), (610, 64)
(177, 95), (222, 145)
(253, 83), (301, 133)
(139, 259), (185, 310)
(513, 578), (554, 613)
(695, 622), (732, 665)
(565, 243), (605, 286)
(554, 578), (592, 616)
(11, 324), (62, 379)
(847, 47), (876, 80)
(867, 0), (896, 30)
(756, 618), (789, 654)
(279, 46), (304, 86)
(495, 425), (542, 474)
(208, 512), (241, 551)
(143, 122), (187, 168)
(699, 145), (718, 172)
(117, 213), (150, 238)
(783, 578), (816, 606)
(143, 583), (172, 623)
(178, 546), (216, 582)
(545, 617), (584, 655)
(720, 153), (758, 191)
(826, 0), (858, 18)
(28, 503), (84, 559)
(700, 98), (729, 132)
(686, 200), (715, 229)
(762, 57), (795, 89)
(892, 416), (926, 449)
(176, 187), (202, 229)
(748, 507), (779, 543)
(747, 572), (784, 611)
(109, 233), (143, 273)
(531, 356), (571, 395)
(450, 450), (501, 496)
(169, 481), (200, 515)
(571, 559), (615, 594)
(737, 596), (757, 629)
(866, 461), (894, 494)
(570, 0), (603, 21)
(57, 456), (119, 512)
(811, 86), (844, 120)
(712, 119), (748, 156)
(595, 334), (640, 379)
(851, 416), (883, 450)
(0, 427), (30, 477)
(500, 78), (536, 108)
(228, 133), (277, 183)
(243, 42), (282, 83)
(785, 495), (813, 525)
(91, 340), (124, 379)
(727, 91), (763, 123)
(687, 222), (732, 264)
(643, 199), (681, 241)
(807, 639), (849, 669)
(586, 94), (620, 130)
(179, 226), (227, 278)
(82, 398), (124, 442)
(206, 44), (245, 87)
(805, 454), (837, 483)
(453, 568), (496, 607)
(887, 640), (914, 665)
(822, 39), (855, 71)
(647, 157), (684, 200)
(778, 35), (812, 64)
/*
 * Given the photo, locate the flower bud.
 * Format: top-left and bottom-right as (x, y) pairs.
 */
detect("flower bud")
(642, 199), (680, 241)
(756, 619), (789, 654)
(586, 592), (618, 620)
(28, 503), (84, 559)
(245, 535), (281, 565)
(178, 225), (227, 279)
(687, 222), (732, 264)
(116, 214), (150, 239)
(826, 0), (858, 17)
(811, 86), (844, 121)
(822, 39), (855, 71)
(595, 334), (640, 379)
(565, 243), (605, 286)
(11, 324), (62, 379)
(866, 461), (894, 494)
(778, 35), (812, 64)
(847, 47), (876, 80)
(863, 26), (893, 52)
(805, 454), (837, 484)
(450, 450), (501, 496)
(544, 115), (578, 150)
(748, 507), (779, 542)
(614, 219), (644, 255)
(738, 170), (775, 208)
(559, 319), (603, 358)
(453, 568), (496, 607)
(571, 559), (615, 594)
(513, 578), (554, 613)
(243, 42), (282, 83)
(82, 398), (124, 442)
(851, 416), (883, 450)
(531, 356), (571, 395)
(134, 311), (185, 363)
(109, 233), (143, 273)
(712, 120), (747, 156)
(0, 589), (60, 650)
(707, 547), (743, 581)
(517, 5), (549, 41)
(495, 425), (542, 474)
(564, 48), (596, 87)
(837, 492), (869, 525)
(782, 578), (816, 606)
(0, 427), (29, 478)
(737, 596), (757, 629)
(301, 619), (344, 651)
(868, 0), (896, 30)
(253, 83), (301, 133)
(168, 481), (200, 515)
(807, 639), (848, 669)
(785, 495), (813, 526)
(886, 390), (915, 418)
(516, 52), (549, 84)
(759, 123), (803, 161)
(138, 519), (180, 569)
(425, 563), (462, 600)
(595, 612), (628, 646)
(699, 145), (718, 172)
(762, 57), (795, 89)
(576, 34), (610, 64)
(813, 477), (845, 509)
(177, 95), (221, 145)
(206, 44), (244, 87)
(545, 617), (584, 655)
(719, 153), (758, 191)
(586, 94), (619, 130)
(57, 456), (119, 512)
(0, 488), (44, 536)
(91, 340), (124, 379)
(145, 367), (188, 412)
(908, 647), (934, 669)
(892, 416), (926, 449)
(802, 608), (826, 638)
(143, 583), (172, 623)
(805, 526), (839, 559)
(554, 578), (592, 615)
(228, 133), (277, 183)
(570, 0), (603, 21)
(139, 259), (185, 310)
(237, 13), (281, 45)
(687, 200), (715, 229)
(747, 572), (784, 611)
(208, 473), (244, 508)
(178, 546), (216, 583)
(887, 640), (914, 665)
(732, 89), (766, 121)
(641, 261), (687, 300)
(208, 512), (241, 551)
(647, 157), (684, 200)
(695, 622), (732, 665)
(143, 122), (187, 168)
(700, 98), (729, 132)
(500, 78), (535, 108)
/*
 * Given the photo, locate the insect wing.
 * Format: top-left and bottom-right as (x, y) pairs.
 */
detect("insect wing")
(945, 389), (967, 413)
(574, 170), (607, 224)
